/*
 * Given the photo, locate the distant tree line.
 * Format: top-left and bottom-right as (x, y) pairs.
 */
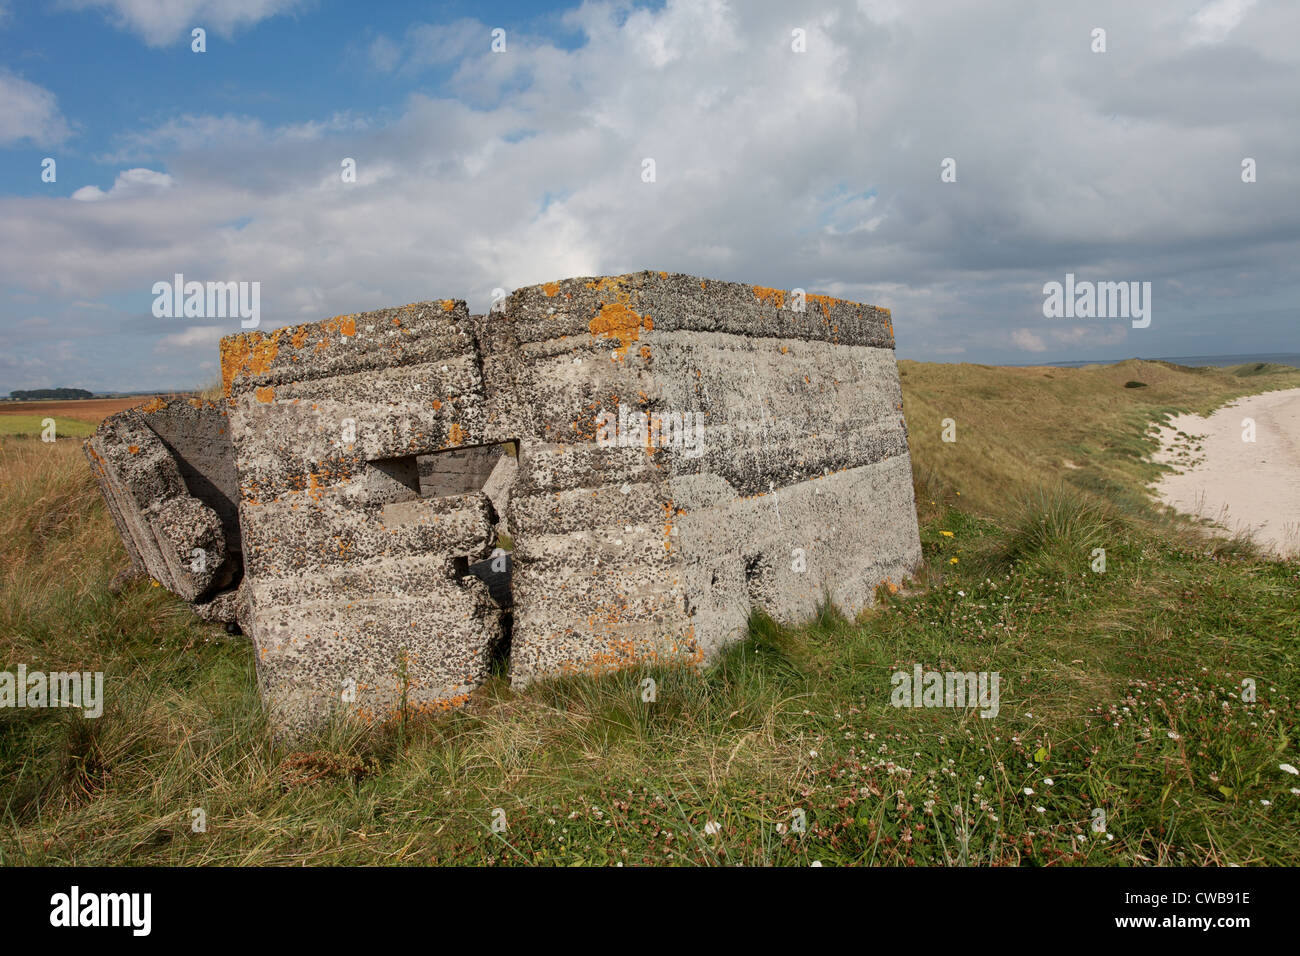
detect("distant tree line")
(7, 388), (94, 400)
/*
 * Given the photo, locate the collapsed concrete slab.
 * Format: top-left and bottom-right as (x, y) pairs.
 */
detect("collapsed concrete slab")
(90, 271), (921, 738)
(85, 398), (240, 605)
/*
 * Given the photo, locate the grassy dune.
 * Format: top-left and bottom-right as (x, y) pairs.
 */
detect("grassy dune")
(1, 361), (1298, 866)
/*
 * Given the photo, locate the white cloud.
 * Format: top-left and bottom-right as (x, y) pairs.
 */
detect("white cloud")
(0, 71), (71, 146)
(1189, 0), (1257, 45)
(1011, 329), (1049, 352)
(63, 0), (304, 47)
(154, 325), (227, 352)
(1050, 325), (1129, 348)
(3, 0), (1300, 390)
(71, 168), (174, 201)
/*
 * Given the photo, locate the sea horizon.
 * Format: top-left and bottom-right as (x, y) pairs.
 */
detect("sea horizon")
(1043, 352), (1300, 369)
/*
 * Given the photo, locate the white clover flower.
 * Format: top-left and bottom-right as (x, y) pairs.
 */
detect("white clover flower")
(1280, 763), (1299, 775)
(704, 820), (721, 836)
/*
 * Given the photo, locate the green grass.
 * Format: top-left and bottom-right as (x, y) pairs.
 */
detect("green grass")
(1, 360), (1298, 866)
(0, 416), (96, 439)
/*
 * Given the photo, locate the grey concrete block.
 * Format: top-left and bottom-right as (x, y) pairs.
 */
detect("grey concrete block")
(194, 274), (921, 738)
(222, 303), (510, 738)
(490, 272), (920, 687)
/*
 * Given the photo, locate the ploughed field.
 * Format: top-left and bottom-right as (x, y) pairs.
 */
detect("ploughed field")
(0, 397), (170, 438)
(0, 397), (164, 423)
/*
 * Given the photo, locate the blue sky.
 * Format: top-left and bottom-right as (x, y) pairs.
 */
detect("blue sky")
(1, 0), (1297, 393)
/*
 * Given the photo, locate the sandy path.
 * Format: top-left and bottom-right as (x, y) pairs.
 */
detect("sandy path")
(1150, 387), (1300, 557)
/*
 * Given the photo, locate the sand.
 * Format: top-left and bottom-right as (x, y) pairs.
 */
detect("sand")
(1151, 387), (1300, 557)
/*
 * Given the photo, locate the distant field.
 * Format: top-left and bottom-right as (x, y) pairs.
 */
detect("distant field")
(0, 415), (97, 439)
(0, 396), (165, 426)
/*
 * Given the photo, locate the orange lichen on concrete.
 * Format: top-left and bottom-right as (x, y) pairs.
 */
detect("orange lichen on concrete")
(556, 626), (701, 679)
(446, 423), (466, 445)
(220, 329), (282, 397)
(805, 292), (842, 318)
(306, 469), (339, 503)
(752, 285), (785, 309)
(139, 397), (168, 414)
(324, 314), (357, 337)
(542, 281), (560, 297)
(254, 386), (275, 404)
(128, 445), (139, 454)
(589, 299), (653, 361)
(440, 299), (456, 312)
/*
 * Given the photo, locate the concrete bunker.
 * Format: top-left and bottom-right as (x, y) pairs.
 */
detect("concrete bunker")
(89, 271), (922, 739)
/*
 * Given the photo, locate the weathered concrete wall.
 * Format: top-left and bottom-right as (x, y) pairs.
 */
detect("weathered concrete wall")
(485, 272), (920, 687)
(92, 271), (920, 739)
(220, 302), (508, 737)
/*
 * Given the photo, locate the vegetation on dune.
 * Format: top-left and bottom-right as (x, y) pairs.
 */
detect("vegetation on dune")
(0, 360), (1298, 865)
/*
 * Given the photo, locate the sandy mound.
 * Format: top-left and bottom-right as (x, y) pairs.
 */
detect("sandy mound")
(1150, 387), (1300, 556)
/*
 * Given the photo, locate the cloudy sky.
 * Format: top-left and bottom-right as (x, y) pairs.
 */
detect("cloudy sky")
(1, 0), (1296, 393)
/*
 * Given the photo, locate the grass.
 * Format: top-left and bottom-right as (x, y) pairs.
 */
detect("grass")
(0, 416), (96, 439)
(898, 357), (1300, 523)
(1, 360), (1298, 866)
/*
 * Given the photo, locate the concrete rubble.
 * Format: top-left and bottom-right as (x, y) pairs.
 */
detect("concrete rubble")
(87, 271), (923, 738)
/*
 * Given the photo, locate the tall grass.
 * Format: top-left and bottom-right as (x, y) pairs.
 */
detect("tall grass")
(1, 361), (1298, 865)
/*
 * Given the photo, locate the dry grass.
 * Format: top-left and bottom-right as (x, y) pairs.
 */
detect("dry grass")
(1, 361), (1298, 866)
(899, 358), (1300, 521)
